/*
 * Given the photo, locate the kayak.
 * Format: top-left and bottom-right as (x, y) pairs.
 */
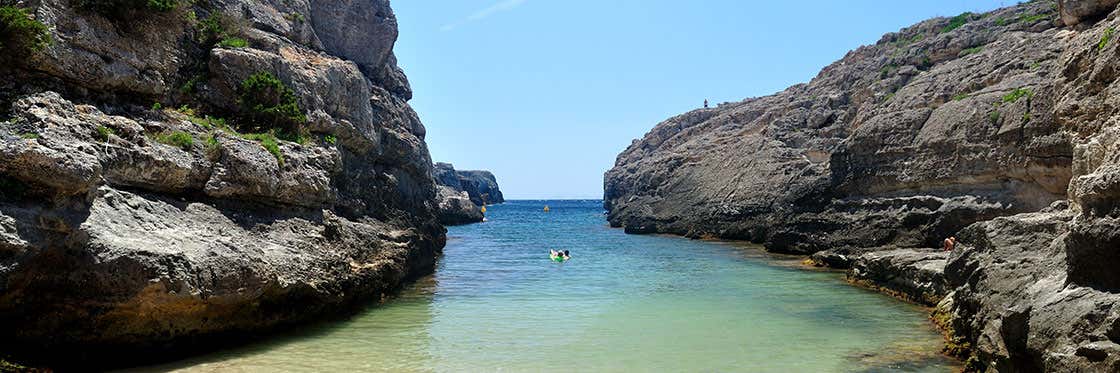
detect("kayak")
(551, 256), (568, 262)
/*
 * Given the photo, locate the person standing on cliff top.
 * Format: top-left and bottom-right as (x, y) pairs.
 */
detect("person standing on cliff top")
(704, 99), (709, 108)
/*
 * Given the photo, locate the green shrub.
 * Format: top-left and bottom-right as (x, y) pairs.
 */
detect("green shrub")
(238, 71), (307, 139)
(155, 130), (193, 150)
(203, 132), (220, 157)
(942, 12), (973, 33)
(960, 46), (983, 56)
(151, 102), (163, 111)
(1002, 88), (1032, 103)
(952, 93), (969, 101)
(1019, 13), (1049, 24)
(199, 12), (245, 46)
(187, 114), (229, 130)
(218, 37), (247, 48)
(18, 132), (38, 139)
(180, 74), (203, 94)
(240, 132), (284, 164)
(1100, 27), (1114, 51)
(0, 6), (52, 60)
(989, 111), (1001, 124)
(324, 134), (336, 145)
(94, 125), (115, 141)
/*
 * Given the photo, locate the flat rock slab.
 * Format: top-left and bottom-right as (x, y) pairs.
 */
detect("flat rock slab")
(848, 248), (949, 306)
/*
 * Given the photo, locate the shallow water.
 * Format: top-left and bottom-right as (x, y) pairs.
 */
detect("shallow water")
(135, 200), (957, 372)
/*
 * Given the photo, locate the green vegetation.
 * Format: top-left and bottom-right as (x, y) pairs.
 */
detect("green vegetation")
(187, 114), (229, 130)
(203, 132), (221, 157)
(18, 132), (38, 139)
(152, 102), (163, 111)
(952, 93), (969, 101)
(960, 46), (983, 56)
(995, 17), (1010, 26)
(0, 6), (52, 60)
(180, 74), (203, 94)
(1019, 13), (1050, 24)
(74, 0), (180, 18)
(942, 12), (974, 33)
(218, 37), (248, 48)
(324, 134), (337, 145)
(1100, 27), (1114, 51)
(1030, 61), (1042, 70)
(172, 107), (289, 164)
(285, 12), (305, 23)
(95, 125), (115, 141)
(154, 130), (193, 150)
(989, 111), (1001, 124)
(240, 132), (284, 164)
(1002, 87), (1033, 103)
(879, 63), (898, 79)
(199, 12), (245, 46)
(238, 71), (307, 141)
(1023, 112), (1032, 121)
(883, 92), (896, 102)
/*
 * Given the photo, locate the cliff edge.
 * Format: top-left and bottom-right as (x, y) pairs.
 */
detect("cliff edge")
(0, 0), (442, 368)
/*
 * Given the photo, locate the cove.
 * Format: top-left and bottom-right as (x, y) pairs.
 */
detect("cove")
(132, 200), (958, 372)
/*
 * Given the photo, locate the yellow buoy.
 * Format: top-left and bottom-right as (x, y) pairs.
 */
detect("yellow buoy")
(481, 205), (487, 213)
(543, 205), (550, 212)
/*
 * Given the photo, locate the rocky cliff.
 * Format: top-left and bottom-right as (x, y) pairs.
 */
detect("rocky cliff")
(433, 162), (502, 225)
(606, 0), (1120, 371)
(0, 0), (442, 368)
(435, 162), (504, 205)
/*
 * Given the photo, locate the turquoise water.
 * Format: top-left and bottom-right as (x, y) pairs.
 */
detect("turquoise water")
(138, 200), (956, 372)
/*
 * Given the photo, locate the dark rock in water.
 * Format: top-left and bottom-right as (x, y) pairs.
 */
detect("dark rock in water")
(432, 162), (503, 225)
(606, 0), (1120, 370)
(0, 0), (443, 368)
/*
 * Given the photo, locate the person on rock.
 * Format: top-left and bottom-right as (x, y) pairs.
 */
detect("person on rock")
(943, 236), (957, 252)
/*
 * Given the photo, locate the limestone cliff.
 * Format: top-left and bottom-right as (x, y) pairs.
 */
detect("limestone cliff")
(606, 0), (1120, 370)
(432, 162), (503, 225)
(0, 0), (442, 368)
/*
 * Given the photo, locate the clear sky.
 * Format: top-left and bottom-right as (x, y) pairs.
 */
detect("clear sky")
(393, 0), (1012, 200)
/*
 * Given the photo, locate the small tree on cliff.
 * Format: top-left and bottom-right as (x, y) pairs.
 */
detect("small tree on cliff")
(237, 71), (307, 142)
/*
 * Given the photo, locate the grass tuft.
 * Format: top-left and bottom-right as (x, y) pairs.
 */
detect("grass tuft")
(941, 12), (973, 33)
(1100, 27), (1115, 52)
(154, 130), (193, 150)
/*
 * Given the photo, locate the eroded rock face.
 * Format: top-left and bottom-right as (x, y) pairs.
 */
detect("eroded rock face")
(606, 1), (1072, 254)
(0, 0), (442, 368)
(436, 185), (485, 226)
(608, 0), (1120, 370)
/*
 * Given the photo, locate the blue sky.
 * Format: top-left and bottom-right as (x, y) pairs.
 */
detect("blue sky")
(393, 0), (1011, 200)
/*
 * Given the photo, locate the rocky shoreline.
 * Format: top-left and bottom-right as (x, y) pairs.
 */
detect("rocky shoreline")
(606, 0), (1120, 370)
